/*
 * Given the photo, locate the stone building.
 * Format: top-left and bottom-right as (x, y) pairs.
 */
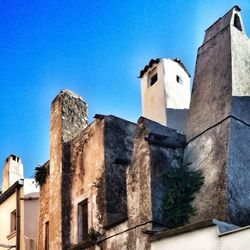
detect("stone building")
(0, 155), (39, 250)
(38, 89), (186, 250)
(37, 5), (250, 250)
(185, 5), (250, 226)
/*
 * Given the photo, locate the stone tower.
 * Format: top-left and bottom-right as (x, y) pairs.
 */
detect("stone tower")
(1, 154), (23, 193)
(139, 58), (191, 133)
(49, 90), (88, 249)
(185, 6), (250, 226)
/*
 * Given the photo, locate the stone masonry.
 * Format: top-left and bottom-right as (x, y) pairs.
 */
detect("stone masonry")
(37, 5), (250, 250)
(185, 6), (250, 226)
(38, 90), (186, 250)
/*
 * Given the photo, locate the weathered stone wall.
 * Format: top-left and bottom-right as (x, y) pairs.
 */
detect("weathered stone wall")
(40, 90), (188, 250)
(150, 142), (185, 224)
(184, 121), (229, 223)
(128, 117), (185, 227)
(69, 118), (106, 244)
(185, 6), (250, 226)
(104, 116), (135, 227)
(186, 24), (232, 141)
(124, 118), (185, 249)
(127, 118), (153, 228)
(49, 90), (88, 250)
(68, 116), (186, 250)
(37, 161), (50, 250)
(185, 7), (233, 223)
(227, 119), (250, 226)
(225, 24), (250, 223)
(69, 115), (136, 249)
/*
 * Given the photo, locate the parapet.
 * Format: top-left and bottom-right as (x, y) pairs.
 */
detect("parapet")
(203, 5), (243, 44)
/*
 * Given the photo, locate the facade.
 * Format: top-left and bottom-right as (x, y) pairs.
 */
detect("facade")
(185, 5), (250, 226)
(0, 155), (39, 250)
(38, 90), (186, 250)
(34, 5), (250, 250)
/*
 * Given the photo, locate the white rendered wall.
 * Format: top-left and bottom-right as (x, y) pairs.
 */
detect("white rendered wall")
(152, 226), (250, 250)
(162, 59), (190, 109)
(220, 227), (250, 250)
(152, 226), (218, 250)
(140, 59), (190, 132)
(141, 62), (167, 125)
(2, 157), (24, 193)
(0, 193), (17, 250)
(24, 178), (39, 247)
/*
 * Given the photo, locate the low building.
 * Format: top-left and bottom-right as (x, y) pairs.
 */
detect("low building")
(0, 155), (39, 250)
(151, 220), (250, 250)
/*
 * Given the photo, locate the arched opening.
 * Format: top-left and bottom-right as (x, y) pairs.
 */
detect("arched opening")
(234, 14), (243, 31)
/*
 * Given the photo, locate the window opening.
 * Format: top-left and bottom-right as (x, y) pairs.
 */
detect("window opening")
(176, 75), (180, 83)
(45, 221), (49, 250)
(78, 199), (88, 242)
(10, 210), (16, 233)
(234, 14), (243, 31)
(148, 67), (158, 87)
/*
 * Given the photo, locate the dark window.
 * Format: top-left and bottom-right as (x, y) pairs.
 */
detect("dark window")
(10, 210), (16, 233)
(150, 73), (158, 86)
(45, 221), (49, 250)
(176, 75), (180, 83)
(78, 199), (88, 242)
(148, 67), (158, 87)
(234, 14), (243, 31)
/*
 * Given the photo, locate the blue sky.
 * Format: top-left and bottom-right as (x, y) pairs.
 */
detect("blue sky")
(0, 0), (250, 181)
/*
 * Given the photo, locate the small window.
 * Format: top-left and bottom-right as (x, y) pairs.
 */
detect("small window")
(234, 14), (242, 31)
(148, 67), (158, 87)
(10, 210), (16, 233)
(176, 75), (180, 83)
(45, 221), (49, 250)
(176, 75), (183, 84)
(78, 199), (88, 242)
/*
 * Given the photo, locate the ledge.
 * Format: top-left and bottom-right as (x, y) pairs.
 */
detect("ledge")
(68, 240), (93, 250)
(103, 216), (128, 230)
(150, 220), (214, 242)
(0, 180), (23, 204)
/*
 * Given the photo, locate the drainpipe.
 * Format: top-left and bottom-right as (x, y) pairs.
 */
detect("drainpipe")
(16, 186), (20, 250)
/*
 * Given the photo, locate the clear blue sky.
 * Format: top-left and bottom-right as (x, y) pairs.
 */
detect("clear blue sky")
(0, 0), (250, 181)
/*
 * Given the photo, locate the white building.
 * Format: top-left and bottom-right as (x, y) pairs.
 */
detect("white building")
(139, 58), (191, 133)
(0, 155), (39, 250)
(151, 220), (250, 250)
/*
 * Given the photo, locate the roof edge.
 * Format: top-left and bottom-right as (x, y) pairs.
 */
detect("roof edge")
(0, 180), (24, 204)
(138, 58), (161, 78)
(150, 219), (214, 242)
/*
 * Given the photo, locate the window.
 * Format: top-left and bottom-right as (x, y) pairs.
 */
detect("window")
(234, 14), (243, 31)
(78, 199), (88, 242)
(45, 221), (49, 250)
(148, 67), (158, 87)
(10, 210), (16, 233)
(176, 75), (182, 84)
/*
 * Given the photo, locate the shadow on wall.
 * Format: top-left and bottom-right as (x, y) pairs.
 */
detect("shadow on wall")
(103, 116), (135, 228)
(166, 108), (189, 134)
(231, 96), (250, 125)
